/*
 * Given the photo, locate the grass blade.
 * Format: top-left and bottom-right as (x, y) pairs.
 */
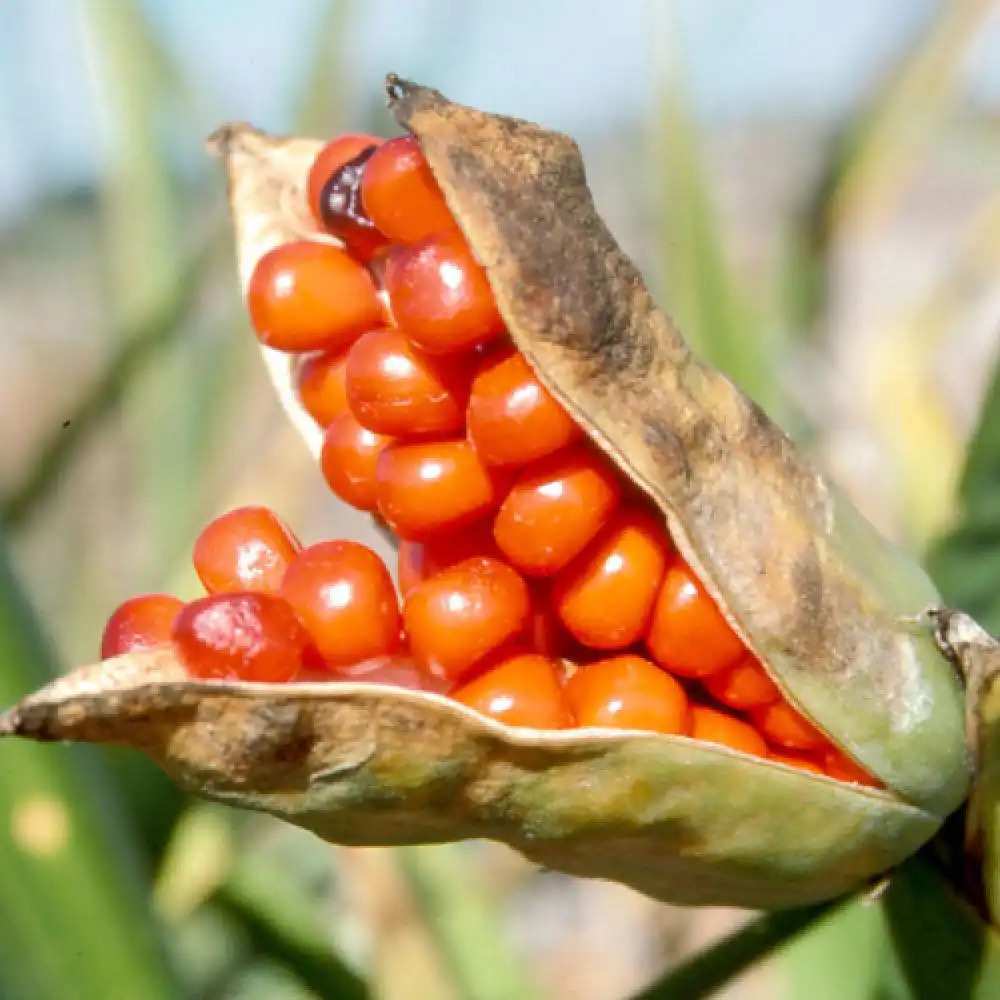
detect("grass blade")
(787, 0), (993, 335)
(398, 845), (544, 1000)
(861, 199), (1000, 546)
(884, 856), (1000, 1000)
(824, 0), (994, 236)
(648, 5), (776, 417)
(81, 0), (183, 328)
(628, 900), (840, 1000)
(82, 0), (183, 325)
(929, 345), (1000, 630)
(778, 894), (889, 1000)
(82, 0), (238, 571)
(214, 861), (370, 1000)
(0, 527), (182, 999)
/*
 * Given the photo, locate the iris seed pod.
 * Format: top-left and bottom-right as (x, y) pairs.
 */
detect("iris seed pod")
(0, 77), (973, 910)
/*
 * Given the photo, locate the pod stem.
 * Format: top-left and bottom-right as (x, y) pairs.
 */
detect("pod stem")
(628, 899), (842, 1000)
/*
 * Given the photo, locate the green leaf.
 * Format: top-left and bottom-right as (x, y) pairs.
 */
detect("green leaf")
(649, 60), (776, 418)
(778, 894), (889, 1000)
(786, 0), (993, 336)
(884, 856), (1000, 1000)
(214, 861), (370, 1000)
(928, 357), (1000, 629)
(0, 527), (182, 1000)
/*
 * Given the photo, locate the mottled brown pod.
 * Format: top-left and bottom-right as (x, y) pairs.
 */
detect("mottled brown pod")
(0, 77), (973, 909)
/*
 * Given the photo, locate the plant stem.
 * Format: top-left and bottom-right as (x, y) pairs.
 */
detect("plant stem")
(629, 899), (842, 1000)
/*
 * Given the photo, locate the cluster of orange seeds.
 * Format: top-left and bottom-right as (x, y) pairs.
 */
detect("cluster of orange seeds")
(100, 130), (877, 787)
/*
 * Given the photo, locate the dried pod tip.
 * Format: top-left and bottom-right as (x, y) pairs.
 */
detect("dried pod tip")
(206, 121), (257, 158)
(384, 74), (443, 122)
(385, 73), (413, 103)
(385, 73), (413, 101)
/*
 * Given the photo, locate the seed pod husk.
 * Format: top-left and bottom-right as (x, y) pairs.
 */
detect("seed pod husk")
(0, 651), (945, 909)
(383, 76), (969, 817)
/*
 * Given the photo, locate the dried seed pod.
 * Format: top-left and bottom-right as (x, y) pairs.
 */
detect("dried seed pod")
(0, 651), (942, 909)
(384, 77), (969, 815)
(0, 77), (974, 909)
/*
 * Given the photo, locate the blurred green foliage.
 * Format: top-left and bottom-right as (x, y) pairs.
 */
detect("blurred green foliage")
(1, 1), (999, 998)
(0, 524), (182, 999)
(929, 357), (1000, 630)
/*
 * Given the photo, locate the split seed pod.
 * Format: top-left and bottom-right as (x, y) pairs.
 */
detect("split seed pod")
(0, 77), (972, 909)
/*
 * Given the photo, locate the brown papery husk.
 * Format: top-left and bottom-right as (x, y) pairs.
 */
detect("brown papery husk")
(0, 649), (936, 909)
(383, 76), (968, 818)
(207, 122), (326, 458)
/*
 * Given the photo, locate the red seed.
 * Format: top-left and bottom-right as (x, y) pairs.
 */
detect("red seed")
(565, 655), (689, 735)
(751, 701), (826, 751)
(690, 705), (768, 757)
(248, 240), (382, 354)
(384, 230), (505, 354)
(376, 439), (506, 540)
(823, 747), (880, 787)
(361, 135), (457, 244)
(702, 655), (781, 711)
(309, 137), (388, 262)
(345, 328), (474, 437)
(403, 557), (530, 681)
(173, 592), (308, 682)
(552, 506), (670, 649)
(280, 540), (401, 669)
(768, 751), (825, 776)
(307, 133), (382, 226)
(645, 562), (745, 678)
(493, 445), (621, 576)
(101, 594), (184, 659)
(296, 350), (350, 427)
(192, 506), (300, 595)
(320, 412), (393, 511)
(396, 523), (500, 597)
(467, 347), (580, 466)
(333, 655), (450, 693)
(452, 650), (572, 729)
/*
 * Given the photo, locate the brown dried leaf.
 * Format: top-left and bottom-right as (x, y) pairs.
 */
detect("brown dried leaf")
(0, 650), (937, 910)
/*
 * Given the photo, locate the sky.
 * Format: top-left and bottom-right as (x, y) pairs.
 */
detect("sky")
(0, 0), (997, 223)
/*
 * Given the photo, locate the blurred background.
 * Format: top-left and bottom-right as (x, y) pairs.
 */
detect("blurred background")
(1, 1), (999, 998)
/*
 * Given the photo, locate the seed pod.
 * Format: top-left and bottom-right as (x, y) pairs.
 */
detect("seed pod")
(0, 77), (973, 909)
